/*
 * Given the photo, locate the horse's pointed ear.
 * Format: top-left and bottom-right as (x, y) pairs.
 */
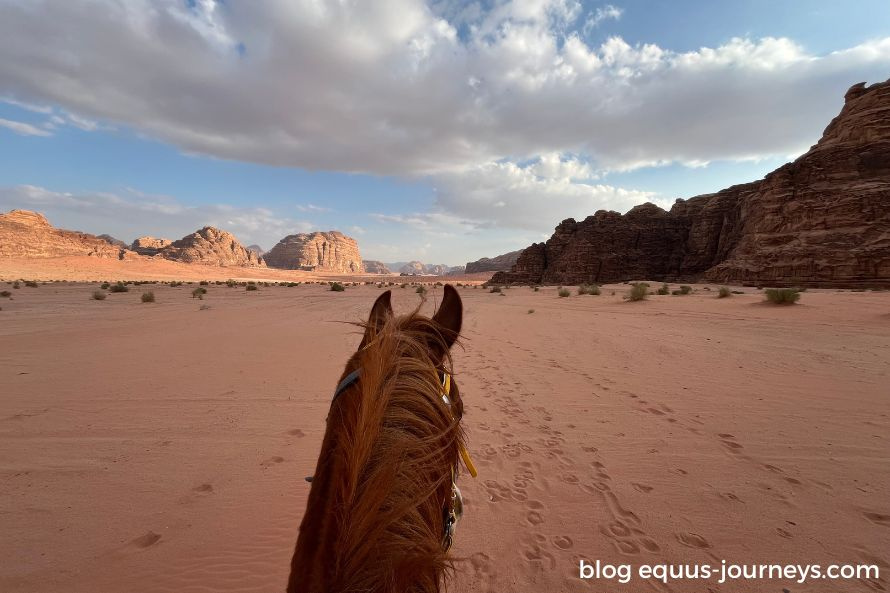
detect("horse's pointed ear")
(361, 290), (393, 347)
(433, 284), (462, 350)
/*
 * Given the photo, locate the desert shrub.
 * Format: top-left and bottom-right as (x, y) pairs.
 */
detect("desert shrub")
(100, 282), (110, 290)
(109, 282), (128, 293)
(578, 284), (601, 295)
(199, 304), (212, 310)
(656, 283), (670, 295)
(732, 290), (744, 294)
(679, 285), (692, 295)
(528, 309), (535, 314)
(330, 282), (346, 292)
(246, 284), (258, 291)
(416, 286), (427, 295)
(717, 286), (732, 298)
(192, 287), (207, 299)
(557, 288), (571, 298)
(0, 291), (10, 298)
(626, 282), (648, 302)
(490, 286), (502, 293)
(226, 279), (236, 287)
(534, 286), (540, 292)
(24, 280), (38, 287)
(170, 281), (183, 287)
(199, 280), (209, 286)
(141, 291), (155, 303)
(764, 288), (800, 305)
(92, 290), (106, 300)
(13, 281), (20, 289)
(400, 283), (407, 288)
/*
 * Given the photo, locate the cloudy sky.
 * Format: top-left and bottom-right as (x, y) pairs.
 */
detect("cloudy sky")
(1, 0), (888, 265)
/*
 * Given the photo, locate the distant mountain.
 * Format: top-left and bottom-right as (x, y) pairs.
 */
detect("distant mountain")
(384, 261), (461, 275)
(264, 231), (363, 273)
(465, 249), (522, 273)
(0, 210), (123, 258)
(97, 234), (128, 249)
(246, 244), (265, 257)
(363, 260), (392, 274)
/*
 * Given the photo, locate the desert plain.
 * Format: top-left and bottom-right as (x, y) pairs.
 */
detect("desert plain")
(1, 277), (889, 593)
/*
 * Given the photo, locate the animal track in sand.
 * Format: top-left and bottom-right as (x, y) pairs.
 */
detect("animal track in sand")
(521, 543), (556, 569)
(632, 483), (654, 493)
(863, 511), (890, 526)
(675, 532), (710, 549)
(192, 483), (213, 494)
(286, 429), (305, 437)
(552, 535), (574, 550)
(260, 456), (284, 468)
(130, 531), (162, 549)
(776, 528), (793, 538)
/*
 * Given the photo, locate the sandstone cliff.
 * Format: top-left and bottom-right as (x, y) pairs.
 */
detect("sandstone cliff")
(159, 227), (265, 267)
(493, 80), (890, 288)
(363, 260), (392, 274)
(0, 210), (126, 259)
(466, 249), (522, 273)
(264, 231), (363, 273)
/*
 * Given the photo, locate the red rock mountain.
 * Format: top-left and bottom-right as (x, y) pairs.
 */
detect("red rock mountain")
(466, 249), (522, 273)
(363, 260), (392, 274)
(159, 227), (265, 267)
(493, 80), (890, 288)
(0, 210), (124, 258)
(264, 231), (363, 273)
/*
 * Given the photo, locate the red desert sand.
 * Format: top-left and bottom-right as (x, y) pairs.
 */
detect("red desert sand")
(1, 281), (889, 592)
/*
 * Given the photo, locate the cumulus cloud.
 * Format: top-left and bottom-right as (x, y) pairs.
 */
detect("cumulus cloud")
(0, 184), (313, 247)
(583, 4), (622, 34)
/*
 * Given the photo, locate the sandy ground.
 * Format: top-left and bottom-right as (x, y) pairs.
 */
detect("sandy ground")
(1, 282), (888, 593)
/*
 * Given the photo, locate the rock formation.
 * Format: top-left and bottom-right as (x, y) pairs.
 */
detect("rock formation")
(0, 210), (125, 258)
(466, 250), (522, 273)
(247, 244), (265, 258)
(131, 236), (172, 256)
(98, 234), (128, 249)
(264, 231), (363, 273)
(399, 261), (426, 275)
(493, 80), (890, 288)
(159, 227), (265, 267)
(363, 260), (392, 274)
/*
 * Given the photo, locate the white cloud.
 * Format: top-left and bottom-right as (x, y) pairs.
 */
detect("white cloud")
(0, 184), (312, 247)
(583, 4), (622, 34)
(0, 0), (886, 181)
(0, 117), (52, 137)
(296, 203), (333, 213)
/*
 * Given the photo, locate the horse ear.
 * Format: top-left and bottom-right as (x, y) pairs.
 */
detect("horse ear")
(361, 290), (393, 347)
(432, 284), (462, 351)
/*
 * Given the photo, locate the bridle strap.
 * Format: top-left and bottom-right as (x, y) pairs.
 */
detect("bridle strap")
(331, 368), (362, 403)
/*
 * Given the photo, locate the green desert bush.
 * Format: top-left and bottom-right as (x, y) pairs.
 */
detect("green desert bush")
(24, 280), (38, 287)
(557, 287), (571, 298)
(679, 285), (692, 295)
(0, 290), (10, 298)
(489, 286), (502, 293)
(246, 284), (258, 291)
(226, 279), (237, 287)
(141, 291), (155, 303)
(199, 280), (209, 286)
(528, 309), (535, 314)
(92, 290), (106, 301)
(192, 287), (207, 299)
(533, 286), (540, 292)
(656, 283), (670, 295)
(100, 282), (110, 290)
(626, 282), (649, 302)
(330, 282), (346, 292)
(578, 284), (600, 295)
(109, 282), (128, 293)
(717, 286), (732, 298)
(170, 281), (183, 287)
(416, 286), (427, 295)
(13, 281), (20, 289)
(764, 288), (800, 305)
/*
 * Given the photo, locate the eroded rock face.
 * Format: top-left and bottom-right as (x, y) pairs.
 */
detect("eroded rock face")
(264, 231), (363, 273)
(399, 261), (426, 275)
(98, 234), (128, 249)
(247, 244), (265, 258)
(0, 210), (126, 258)
(159, 227), (265, 267)
(493, 79), (890, 288)
(131, 236), (173, 256)
(466, 249), (522, 273)
(363, 260), (392, 274)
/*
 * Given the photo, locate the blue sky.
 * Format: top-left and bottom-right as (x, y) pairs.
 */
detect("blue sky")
(0, 0), (888, 265)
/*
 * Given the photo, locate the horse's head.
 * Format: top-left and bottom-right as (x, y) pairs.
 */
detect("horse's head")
(289, 284), (472, 593)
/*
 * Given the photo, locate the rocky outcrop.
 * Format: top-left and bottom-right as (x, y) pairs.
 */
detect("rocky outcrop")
(466, 250), (522, 273)
(363, 260), (392, 274)
(131, 236), (172, 256)
(493, 80), (890, 288)
(158, 227), (265, 267)
(0, 210), (126, 258)
(247, 244), (265, 258)
(98, 234), (128, 249)
(424, 264), (450, 276)
(264, 231), (363, 273)
(399, 261), (426, 275)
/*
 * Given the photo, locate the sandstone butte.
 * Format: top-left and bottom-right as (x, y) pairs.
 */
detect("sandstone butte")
(465, 249), (523, 274)
(363, 260), (392, 274)
(263, 231), (364, 273)
(158, 226), (265, 267)
(492, 80), (890, 288)
(0, 210), (123, 259)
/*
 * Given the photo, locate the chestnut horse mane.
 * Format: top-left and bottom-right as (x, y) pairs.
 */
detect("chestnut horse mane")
(295, 304), (465, 593)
